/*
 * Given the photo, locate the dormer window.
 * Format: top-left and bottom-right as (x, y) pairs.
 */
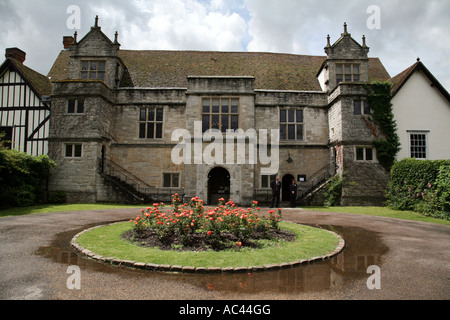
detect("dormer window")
(81, 61), (105, 81)
(336, 64), (360, 83)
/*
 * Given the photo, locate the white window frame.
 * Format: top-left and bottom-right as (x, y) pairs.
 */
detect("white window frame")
(408, 131), (428, 159)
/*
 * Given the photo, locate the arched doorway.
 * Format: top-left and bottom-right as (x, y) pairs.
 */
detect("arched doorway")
(282, 174), (295, 202)
(208, 167), (231, 205)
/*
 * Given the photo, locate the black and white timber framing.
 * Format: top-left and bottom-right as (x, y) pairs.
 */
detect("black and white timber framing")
(0, 48), (51, 156)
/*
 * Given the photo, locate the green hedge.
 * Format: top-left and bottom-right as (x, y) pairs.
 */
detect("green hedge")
(0, 148), (56, 208)
(387, 159), (450, 220)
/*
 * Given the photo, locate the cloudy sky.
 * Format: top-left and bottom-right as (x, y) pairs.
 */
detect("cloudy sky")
(1, 0), (449, 90)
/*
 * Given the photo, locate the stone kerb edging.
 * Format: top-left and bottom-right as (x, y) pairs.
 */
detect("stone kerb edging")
(70, 221), (345, 274)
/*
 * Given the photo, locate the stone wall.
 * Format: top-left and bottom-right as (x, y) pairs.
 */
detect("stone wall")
(48, 80), (116, 203)
(47, 24), (392, 206)
(48, 140), (101, 203)
(328, 83), (389, 205)
(340, 145), (389, 206)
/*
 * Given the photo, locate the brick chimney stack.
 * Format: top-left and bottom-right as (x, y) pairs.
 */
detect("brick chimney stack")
(63, 36), (75, 49)
(5, 48), (26, 64)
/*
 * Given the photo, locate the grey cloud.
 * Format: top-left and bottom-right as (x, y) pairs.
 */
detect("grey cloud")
(0, 0), (448, 89)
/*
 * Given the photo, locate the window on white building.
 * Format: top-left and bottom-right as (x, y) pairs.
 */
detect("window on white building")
(409, 132), (428, 159)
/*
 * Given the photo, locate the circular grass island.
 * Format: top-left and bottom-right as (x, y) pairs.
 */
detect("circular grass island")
(72, 197), (345, 273)
(72, 221), (345, 273)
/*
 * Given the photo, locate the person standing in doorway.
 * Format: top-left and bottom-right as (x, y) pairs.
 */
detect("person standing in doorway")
(289, 179), (298, 208)
(270, 177), (281, 208)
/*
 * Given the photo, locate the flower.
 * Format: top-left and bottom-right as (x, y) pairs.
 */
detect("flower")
(207, 230), (212, 236)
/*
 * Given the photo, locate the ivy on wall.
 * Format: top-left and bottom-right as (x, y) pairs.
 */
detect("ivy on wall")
(364, 81), (400, 171)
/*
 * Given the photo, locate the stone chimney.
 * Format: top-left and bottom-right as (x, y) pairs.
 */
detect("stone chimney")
(5, 48), (26, 64)
(63, 36), (75, 49)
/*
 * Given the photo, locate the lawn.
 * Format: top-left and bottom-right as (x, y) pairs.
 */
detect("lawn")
(75, 221), (341, 269)
(0, 203), (144, 218)
(1, 203), (449, 226)
(303, 206), (450, 226)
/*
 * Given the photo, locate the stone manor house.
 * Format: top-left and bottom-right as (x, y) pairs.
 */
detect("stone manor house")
(3, 18), (400, 206)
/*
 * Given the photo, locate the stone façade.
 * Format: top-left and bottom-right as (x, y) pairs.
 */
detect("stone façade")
(47, 19), (390, 206)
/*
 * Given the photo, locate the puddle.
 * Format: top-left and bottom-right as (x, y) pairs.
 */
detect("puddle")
(36, 223), (389, 294)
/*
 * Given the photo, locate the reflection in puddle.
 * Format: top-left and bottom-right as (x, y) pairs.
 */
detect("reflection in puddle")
(36, 224), (388, 294)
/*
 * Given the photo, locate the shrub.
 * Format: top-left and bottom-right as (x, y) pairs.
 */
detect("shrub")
(0, 147), (56, 208)
(323, 175), (343, 207)
(387, 159), (450, 220)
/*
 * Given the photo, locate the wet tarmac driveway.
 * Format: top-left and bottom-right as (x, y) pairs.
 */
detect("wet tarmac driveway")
(0, 208), (449, 300)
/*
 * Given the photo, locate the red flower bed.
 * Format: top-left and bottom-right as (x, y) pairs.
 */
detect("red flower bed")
(126, 194), (291, 251)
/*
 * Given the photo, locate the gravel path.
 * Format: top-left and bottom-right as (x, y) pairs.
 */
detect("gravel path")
(0, 207), (449, 300)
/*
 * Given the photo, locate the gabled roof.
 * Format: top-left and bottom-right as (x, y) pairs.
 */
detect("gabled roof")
(0, 57), (52, 97)
(389, 59), (450, 102)
(75, 25), (118, 47)
(49, 49), (390, 91)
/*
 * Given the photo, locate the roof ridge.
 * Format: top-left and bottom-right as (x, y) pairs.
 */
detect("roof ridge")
(118, 49), (326, 57)
(7, 58), (52, 96)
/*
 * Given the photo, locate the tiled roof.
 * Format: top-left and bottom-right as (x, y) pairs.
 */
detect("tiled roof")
(388, 61), (420, 94)
(48, 50), (391, 91)
(3, 58), (52, 96)
(368, 57), (391, 83)
(389, 60), (449, 102)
